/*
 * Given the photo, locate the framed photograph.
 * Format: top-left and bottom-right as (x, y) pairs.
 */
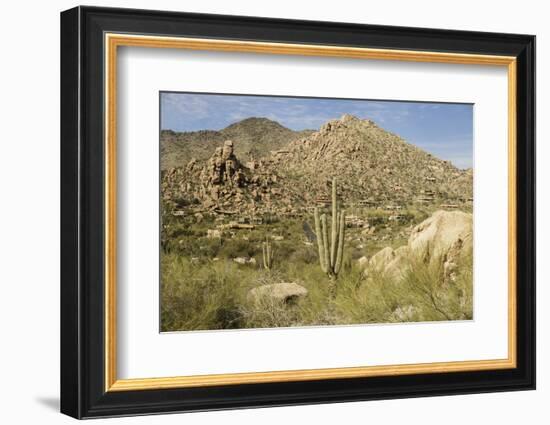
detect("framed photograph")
(60, 6), (535, 419)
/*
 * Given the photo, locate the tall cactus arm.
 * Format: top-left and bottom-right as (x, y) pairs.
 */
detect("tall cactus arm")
(267, 241), (273, 267)
(321, 214), (331, 274)
(334, 210), (346, 274)
(330, 177), (338, 268)
(262, 242), (268, 269)
(314, 208), (327, 272)
(262, 239), (274, 270)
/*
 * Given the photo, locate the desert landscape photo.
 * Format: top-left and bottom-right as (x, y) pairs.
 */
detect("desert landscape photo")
(159, 92), (474, 332)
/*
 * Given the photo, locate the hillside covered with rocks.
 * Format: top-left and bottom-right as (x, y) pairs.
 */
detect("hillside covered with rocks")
(161, 114), (473, 218)
(161, 117), (313, 169)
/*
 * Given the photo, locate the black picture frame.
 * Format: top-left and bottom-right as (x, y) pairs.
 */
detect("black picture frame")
(60, 5), (535, 419)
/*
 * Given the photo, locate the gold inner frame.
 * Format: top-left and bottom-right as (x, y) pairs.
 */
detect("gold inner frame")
(104, 33), (518, 392)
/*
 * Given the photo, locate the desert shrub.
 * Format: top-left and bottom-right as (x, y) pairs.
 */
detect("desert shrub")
(163, 234), (209, 258)
(351, 249), (473, 323)
(397, 251), (473, 321)
(288, 245), (318, 265)
(268, 240), (297, 262)
(217, 237), (257, 259)
(160, 254), (257, 331)
(238, 290), (305, 328)
(197, 237), (224, 258)
(330, 266), (396, 324)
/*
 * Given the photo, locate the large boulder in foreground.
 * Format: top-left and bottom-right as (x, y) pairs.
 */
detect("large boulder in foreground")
(368, 245), (409, 280)
(362, 210), (473, 284)
(248, 282), (308, 305)
(408, 210), (472, 265)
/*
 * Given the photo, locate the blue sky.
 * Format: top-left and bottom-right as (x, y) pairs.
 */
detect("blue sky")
(161, 92), (473, 169)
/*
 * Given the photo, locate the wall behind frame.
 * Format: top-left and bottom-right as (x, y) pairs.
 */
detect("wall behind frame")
(0, 1), (543, 424)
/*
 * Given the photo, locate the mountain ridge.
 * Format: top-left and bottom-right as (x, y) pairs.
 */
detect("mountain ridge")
(161, 117), (314, 169)
(161, 114), (473, 218)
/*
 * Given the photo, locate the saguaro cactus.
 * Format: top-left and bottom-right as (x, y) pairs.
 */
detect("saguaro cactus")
(314, 178), (345, 279)
(262, 238), (274, 270)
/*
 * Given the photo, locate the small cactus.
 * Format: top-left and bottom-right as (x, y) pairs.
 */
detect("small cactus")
(262, 238), (274, 270)
(314, 178), (345, 279)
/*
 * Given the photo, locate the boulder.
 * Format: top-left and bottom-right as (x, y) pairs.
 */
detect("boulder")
(248, 282), (308, 305)
(384, 245), (410, 280)
(369, 247), (395, 271)
(367, 246), (408, 280)
(194, 212), (204, 223)
(357, 256), (369, 268)
(221, 140), (234, 161)
(408, 210), (472, 265)
(206, 229), (222, 239)
(233, 257), (248, 265)
(363, 210), (472, 283)
(233, 257), (256, 265)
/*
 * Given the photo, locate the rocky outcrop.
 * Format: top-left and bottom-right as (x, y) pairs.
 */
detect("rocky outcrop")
(361, 210), (472, 284)
(161, 114), (473, 218)
(206, 229), (222, 239)
(247, 282), (308, 305)
(274, 114), (473, 206)
(162, 139), (295, 216)
(201, 140), (246, 190)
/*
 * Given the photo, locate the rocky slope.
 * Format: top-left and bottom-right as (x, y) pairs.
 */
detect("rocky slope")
(161, 114), (473, 217)
(161, 117), (313, 169)
(269, 114), (472, 205)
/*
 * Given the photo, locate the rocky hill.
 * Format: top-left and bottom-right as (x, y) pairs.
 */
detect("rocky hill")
(161, 117), (313, 169)
(268, 114), (472, 205)
(161, 114), (473, 217)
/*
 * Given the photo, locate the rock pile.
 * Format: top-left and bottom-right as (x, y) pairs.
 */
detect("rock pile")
(162, 139), (297, 216)
(198, 140), (248, 207)
(201, 140), (246, 188)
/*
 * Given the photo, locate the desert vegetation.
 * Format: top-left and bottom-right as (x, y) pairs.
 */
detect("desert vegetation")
(160, 113), (473, 332)
(160, 199), (472, 331)
(161, 229), (472, 331)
